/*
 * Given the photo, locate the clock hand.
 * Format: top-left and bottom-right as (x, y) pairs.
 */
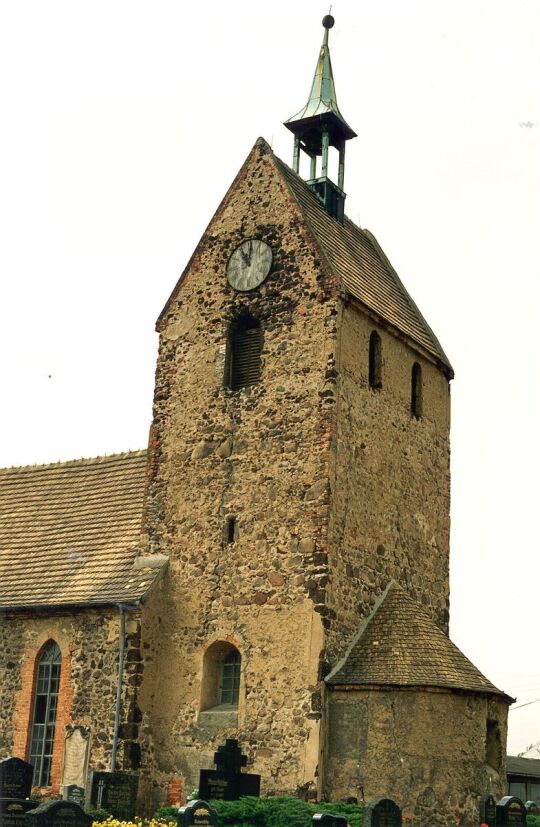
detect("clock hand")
(247, 240), (253, 265)
(240, 248), (250, 266)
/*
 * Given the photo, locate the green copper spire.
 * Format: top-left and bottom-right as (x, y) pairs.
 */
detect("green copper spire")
(285, 15), (356, 142)
(284, 15), (357, 222)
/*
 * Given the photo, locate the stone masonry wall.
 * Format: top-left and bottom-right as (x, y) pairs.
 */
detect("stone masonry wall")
(139, 139), (339, 804)
(324, 687), (508, 827)
(325, 305), (451, 662)
(0, 609), (142, 791)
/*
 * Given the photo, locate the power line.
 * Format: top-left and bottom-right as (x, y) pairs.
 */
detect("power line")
(510, 696), (540, 711)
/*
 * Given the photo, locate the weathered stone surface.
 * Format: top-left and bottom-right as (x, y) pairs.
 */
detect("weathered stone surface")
(324, 688), (508, 827)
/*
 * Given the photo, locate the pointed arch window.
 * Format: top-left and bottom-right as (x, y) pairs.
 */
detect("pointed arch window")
(411, 362), (423, 419)
(368, 331), (382, 389)
(225, 315), (262, 391)
(29, 641), (61, 787)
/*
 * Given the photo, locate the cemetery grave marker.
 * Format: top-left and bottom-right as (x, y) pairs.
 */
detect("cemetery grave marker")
(0, 799), (37, 827)
(312, 813), (348, 827)
(178, 800), (218, 827)
(198, 739), (260, 801)
(495, 796), (526, 826)
(61, 787), (85, 807)
(25, 801), (91, 827)
(363, 797), (402, 827)
(0, 759), (33, 801)
(479, 794), (496, 827)
(525, 801), (539, 815)
(89, 771), (138, 820)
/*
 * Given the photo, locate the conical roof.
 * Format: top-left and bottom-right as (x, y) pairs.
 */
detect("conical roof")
(326, 581), (511, 699)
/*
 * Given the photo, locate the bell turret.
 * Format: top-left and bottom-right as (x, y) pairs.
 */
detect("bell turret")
(284, 14), (357, 222)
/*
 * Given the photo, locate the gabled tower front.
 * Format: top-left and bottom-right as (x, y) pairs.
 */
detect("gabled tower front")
(138, 16), (510, 825)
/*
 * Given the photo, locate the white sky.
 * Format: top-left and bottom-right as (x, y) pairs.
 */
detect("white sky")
(0, 0), (539, 757)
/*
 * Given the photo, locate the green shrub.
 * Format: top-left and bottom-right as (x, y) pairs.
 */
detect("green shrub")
(526, 815), (540, 827)
(155, 807), (182, 821)
(85, 807), (110, 820)
(211, 797), (361, 827)
(154, 797), (362, 827)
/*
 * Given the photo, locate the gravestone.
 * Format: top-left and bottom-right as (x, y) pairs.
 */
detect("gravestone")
(0, 759), (33, 800)
(61, 727), (90, 790)
(363, 797), (402, 827)
(525, 801), (539, 815)
(61, 787), (85, 807)
(198, 739), (260, 801)
(178, 800), (218, 827)
(312, 813), (348, 827)
(495, 796), (526, 826)
(479, 794), (497, 827)
(89, 771), (138, 820)
(0, 799), (37, 827)
(25, 801), (91, 827)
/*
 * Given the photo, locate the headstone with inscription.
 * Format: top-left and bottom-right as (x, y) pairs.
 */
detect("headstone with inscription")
(0, 799), (37, 827)
(495, 796), (526, 826)
(312, 813), (348, 827)
(525, 801), (539, 815)
(363, 797), (402, 827)
(25, 801), (91, 827)
(479, 794), (497, 827)
(178, 800), (218, 827)
(89, 771), (138, 820)
(61, 788), (84, 807)
(198, 740), (260, 801)
(61, 728), (90, 790)
(0, 759), (33, 801)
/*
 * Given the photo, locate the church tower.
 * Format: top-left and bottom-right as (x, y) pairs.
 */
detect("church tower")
(138, 16), (509, 823)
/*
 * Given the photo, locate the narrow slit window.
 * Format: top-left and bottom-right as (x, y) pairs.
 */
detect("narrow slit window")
(369, 331), (382, 389)
(411, 362), (423, 419)
(226, 517), (236, 544)
(29, 641), (62, 787)
(226, 315), (262, 391)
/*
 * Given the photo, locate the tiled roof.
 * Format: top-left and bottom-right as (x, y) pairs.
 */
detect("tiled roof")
(326, 581), (509, 698)
(506, 756), (540, 778)
(274, 154), (453, 377)
(0, 450), (165, 609)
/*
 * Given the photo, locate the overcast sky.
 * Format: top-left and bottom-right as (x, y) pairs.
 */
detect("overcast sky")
(1, 0), (539, 756)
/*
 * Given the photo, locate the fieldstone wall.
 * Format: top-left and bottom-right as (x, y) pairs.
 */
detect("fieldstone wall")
(140, 138), (338, 803)
(324, 686), (508, 826)
(0, 609), (142, 791)
(325, 305), (451, 662)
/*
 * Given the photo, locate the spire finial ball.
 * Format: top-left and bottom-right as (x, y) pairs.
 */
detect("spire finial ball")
(322, 14), (335, 29)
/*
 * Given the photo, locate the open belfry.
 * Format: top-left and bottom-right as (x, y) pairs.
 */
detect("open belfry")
(0, 15), (512, 826)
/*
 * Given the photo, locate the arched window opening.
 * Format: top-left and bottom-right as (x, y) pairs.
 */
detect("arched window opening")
(29, 641), (62, 787)
(225, 315), (262, 391)
(411, 362), (423, 419)
(368, 331), (382, 389)
(200, 641), (241, 712)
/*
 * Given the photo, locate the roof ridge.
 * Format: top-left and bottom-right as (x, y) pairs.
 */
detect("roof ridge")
(0, 448), (147, 474)
(271, 149), (453, 375)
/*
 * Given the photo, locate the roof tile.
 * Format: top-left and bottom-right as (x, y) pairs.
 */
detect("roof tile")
(0, 450), (164, 609)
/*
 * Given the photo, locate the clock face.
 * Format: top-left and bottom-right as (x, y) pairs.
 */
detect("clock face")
(226, 239), (272, 292)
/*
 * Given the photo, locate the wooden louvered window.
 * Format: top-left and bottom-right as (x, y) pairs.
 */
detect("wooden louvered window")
(411, 362), (423, 419)
(369, 330), (382, 389)
(226, 316), (262, 391)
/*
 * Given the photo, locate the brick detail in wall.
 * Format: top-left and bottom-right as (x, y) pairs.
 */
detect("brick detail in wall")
(166, 777), (185, 807)
(12, 639), (73, 794)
